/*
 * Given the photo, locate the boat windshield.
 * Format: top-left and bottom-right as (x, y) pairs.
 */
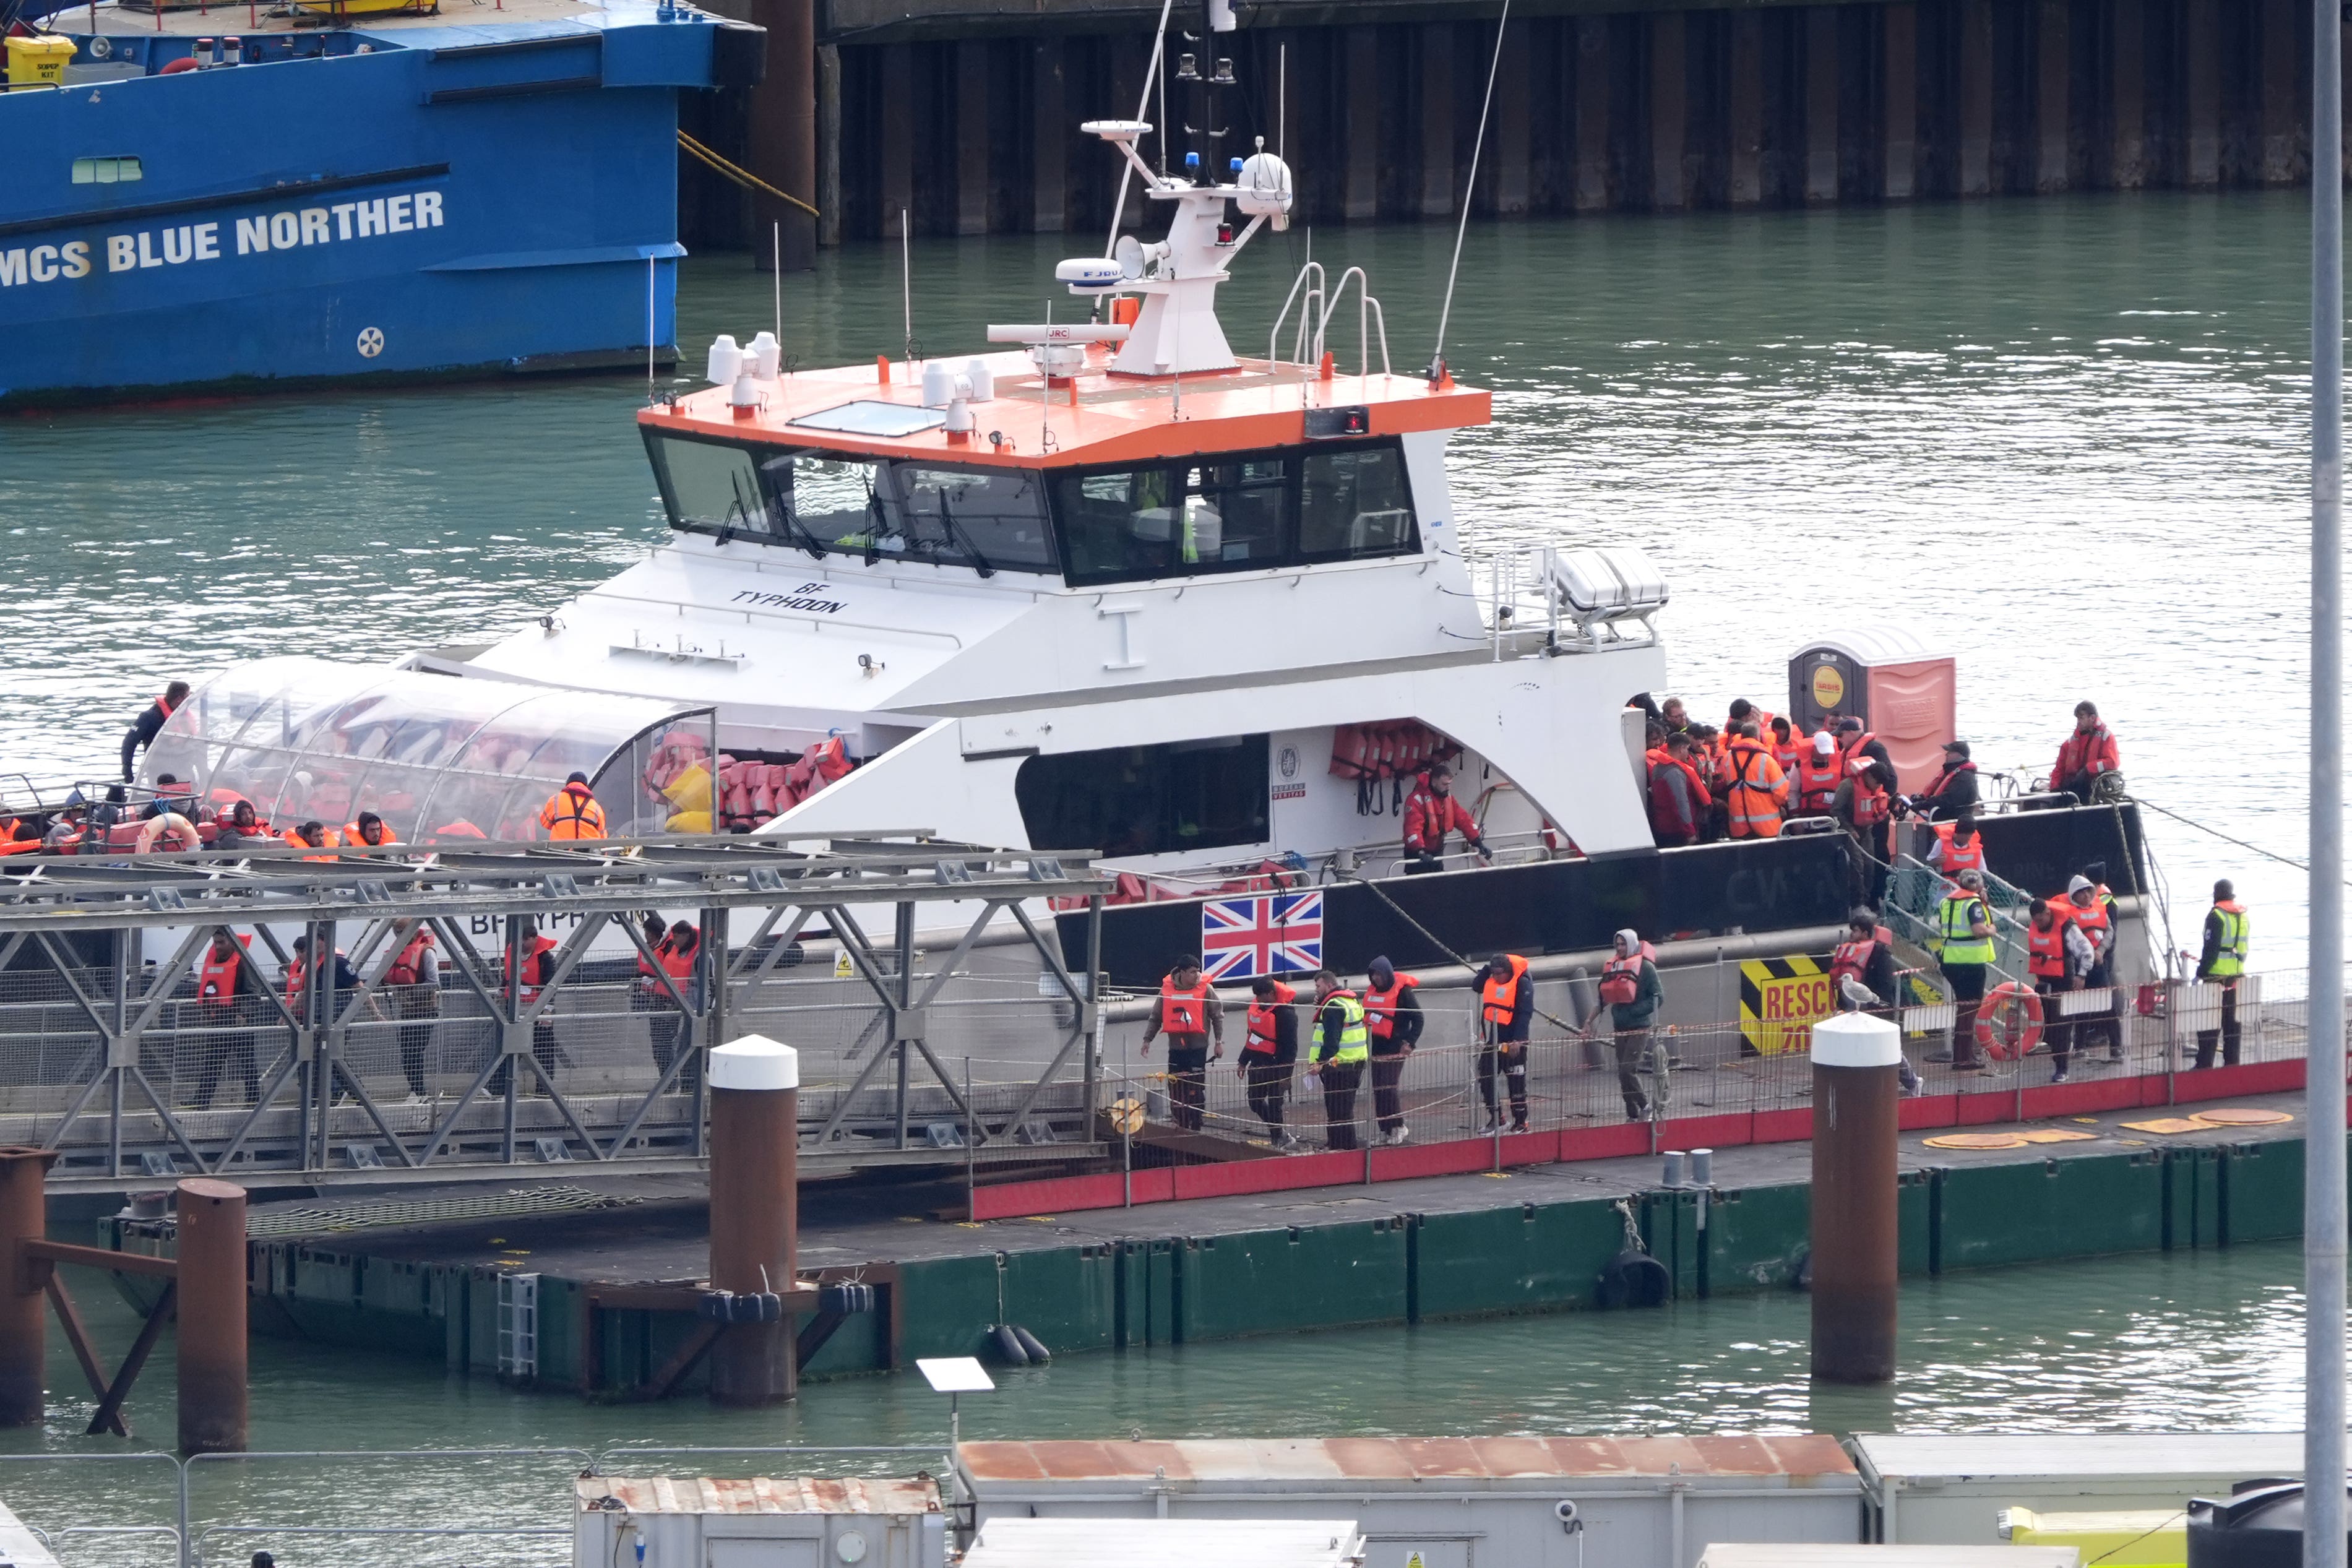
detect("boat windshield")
(644, 433), (1059, 575)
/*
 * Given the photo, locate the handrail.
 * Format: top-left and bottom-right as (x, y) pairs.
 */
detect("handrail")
(1314, 265), (1392, 377)
(1268, 259), (1325, 366)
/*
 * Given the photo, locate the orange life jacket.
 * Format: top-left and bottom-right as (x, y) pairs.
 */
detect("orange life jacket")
(1848, 775), (1892, 829)
(198, 936), (250, 1009)
(1830, 929), (1894, 989)
(345, 821), (400, 849)
(1243, 981), (1296, 1054)
(285, 947), (347, 1004)
(1481, 954), (1529, 1025)
(1794, 751), (1843, 813)
(505, 934), (559, 1002)
(434, 819), (488, 840)
(1361, 973), (1418, 1040)
(283, 826), (342, 861)
(1598, 943), (1656, 1006)
(386, 927), (435, 988)
(538, 783), (607, 841)
(2027, 919), (2067, 978)
(1933, 823), (1986, 879)
(1725, 739), (1789, 839)
(1160, 975), (1211, 1035)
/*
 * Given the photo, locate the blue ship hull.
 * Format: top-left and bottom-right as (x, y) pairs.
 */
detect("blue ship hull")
(0, 7), (760, 408)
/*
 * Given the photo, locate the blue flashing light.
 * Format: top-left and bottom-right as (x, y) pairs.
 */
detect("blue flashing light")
(1230, 157), (1244, 172)
(1184, 151), (1200, 170)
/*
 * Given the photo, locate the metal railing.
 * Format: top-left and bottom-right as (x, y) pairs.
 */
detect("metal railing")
(0, 838), (1106, 1190)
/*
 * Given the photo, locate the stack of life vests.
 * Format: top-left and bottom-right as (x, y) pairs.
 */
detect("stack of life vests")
(661, 737), (857, 834)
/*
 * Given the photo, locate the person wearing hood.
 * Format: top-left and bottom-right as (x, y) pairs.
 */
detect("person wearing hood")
(1471, 952), (1533, 1132)
(1588, 929), (1662, 1121)
(1908, 739), (1981, 820)
(2055, 870), (2123, 1062)
(1363, 956), (1423, 1145)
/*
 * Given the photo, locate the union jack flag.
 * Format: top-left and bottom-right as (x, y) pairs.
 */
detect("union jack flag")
(1201, 892), (1324, 981)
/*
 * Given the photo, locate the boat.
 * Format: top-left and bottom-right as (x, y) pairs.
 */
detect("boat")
(124, 24), (2149, 1001)
(0, 0), (761, 409)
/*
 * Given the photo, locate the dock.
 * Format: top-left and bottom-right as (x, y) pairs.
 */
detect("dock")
(92, 1079), (2314, 1397)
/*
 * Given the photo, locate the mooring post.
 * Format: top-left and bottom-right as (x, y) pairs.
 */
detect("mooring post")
(175, 1177), (248, 1454)
(0, 1148), (56, 1425)
(708, 1034), (799, 1406)
(1809, 1011), (1900, 1383)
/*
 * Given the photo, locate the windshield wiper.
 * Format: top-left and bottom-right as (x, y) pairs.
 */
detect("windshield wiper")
(934, 493), (994, 579)
(722, 470), (762, 544)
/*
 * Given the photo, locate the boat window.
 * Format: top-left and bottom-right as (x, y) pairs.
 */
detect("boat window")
(1299, 444), (1418, 560)
(1016, 735), (1270, 859)
(754, 449), (884, 554)
(877, 465), (1058, 575)
(1050, 441), (1415, 585)
(644, 433), (778, 538)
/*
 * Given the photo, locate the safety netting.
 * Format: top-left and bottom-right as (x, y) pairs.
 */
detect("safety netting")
(142, 657), (717, 843)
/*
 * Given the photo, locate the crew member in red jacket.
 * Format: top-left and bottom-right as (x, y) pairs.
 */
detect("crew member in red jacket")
(2051, 701), (2122, 801)
(1401, 764), (1489, 873)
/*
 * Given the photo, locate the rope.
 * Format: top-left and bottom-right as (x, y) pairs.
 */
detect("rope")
(676, 131), (820, 218)
(2133, 795), (2350, 885)
(1339, 870), (1592, 1036)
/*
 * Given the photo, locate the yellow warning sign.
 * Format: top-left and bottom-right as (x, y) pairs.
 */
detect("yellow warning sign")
(1739, 954), (1834, 1055)
(832, 949), (855, 980)
(1809, 664), (1846, 709)
(1405, 1555), (1427, 1568)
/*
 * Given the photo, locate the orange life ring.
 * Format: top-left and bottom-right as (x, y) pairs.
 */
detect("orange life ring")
(133, 812), (202, 854)
(1976, 980), (2045, 1060)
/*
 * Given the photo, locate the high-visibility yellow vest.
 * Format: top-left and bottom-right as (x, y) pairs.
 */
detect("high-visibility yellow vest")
(1939, 894), (1996, 965)
(2211, 902), (2249, 979)
(1320, 992), (1369, 1064)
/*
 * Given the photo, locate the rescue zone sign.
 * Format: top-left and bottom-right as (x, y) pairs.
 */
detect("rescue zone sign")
(1739, 953), (1834, 1054)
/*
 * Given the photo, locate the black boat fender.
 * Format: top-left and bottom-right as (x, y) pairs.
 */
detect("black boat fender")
(991, 1323), (1030, 1366)
(1010, 1325), (1051, 1365)
(1594, 1247), (1672, 1309)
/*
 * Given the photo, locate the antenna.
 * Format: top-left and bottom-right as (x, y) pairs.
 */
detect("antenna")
(901, 210), (913, 371)
(1278, 42), (1286, 158)
(1429, 0), (1511, 386)
(1105, 0), (1176, 256)
(645, 254), (656, 404)
(772, 220), (783, 346)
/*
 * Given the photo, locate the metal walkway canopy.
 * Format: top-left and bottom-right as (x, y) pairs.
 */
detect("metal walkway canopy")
(0, 836), (1106, 1192)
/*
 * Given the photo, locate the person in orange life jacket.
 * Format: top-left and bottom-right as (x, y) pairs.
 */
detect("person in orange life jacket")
(1401, 765), (1489, 874)
(538, 772), (608, 842)
(1238, 976), (1300, 1148)
(140, 774), (194, 820)
(1832, 756), (1897, 908)
(382, 917), (441, 1101)
(1723, 698), (1774, 746)
(1829, 909), (1922, 1094)
(215, 799), (269, 849)
(1934, 868), (1996, 1070)
(283, 821), (340, 860)
(1585, 929), (1662, 1121)
(1648, 733), (1709, 848)
(2051, 700), (2122, 801)
(1768, 716), (1804, 777)
(1363, 956), (1423, 1145)
(1307, 970), (1368, 1152)
(121, 681), (189, 783)
(285, 936), (384, 1109)
(191, 930), (264, 1109)
(634, 920), (704, 1089)
(491, 915), (564, 1096)
(2026, 897), (2095, 1083)
(1833, 717), (1896, 786)
(2054, 871), (2124, 1062)
(1725, 722), (1791, 839)
(0, 802), (33, 849)
(1928, 812), (1988, 882)
(1793, 730), (1843, 816)
(1140, 955), (1222, 1132)
(2193, 878), (2250, 1069)
(1472, 952), (1533, 1132)
(1906, 739), (1982, 821)
(347, 812), (398, 849)
(42, 801), (85, 850)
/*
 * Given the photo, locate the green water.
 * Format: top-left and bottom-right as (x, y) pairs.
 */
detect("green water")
(0, 1241), (2319, 1563)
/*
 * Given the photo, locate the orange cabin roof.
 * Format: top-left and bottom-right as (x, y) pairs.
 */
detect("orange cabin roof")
(640, 344), (1491, 468)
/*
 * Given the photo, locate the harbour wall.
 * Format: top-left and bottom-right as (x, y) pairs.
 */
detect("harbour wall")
(690, 0), (2337, 251)
(99, 1096), (2314, 1399)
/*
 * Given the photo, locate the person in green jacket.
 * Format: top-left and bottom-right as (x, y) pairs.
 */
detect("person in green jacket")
(1589, 928), (1664, 1120)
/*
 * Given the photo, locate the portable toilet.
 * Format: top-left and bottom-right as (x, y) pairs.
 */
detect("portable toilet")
(1786, 627), (1956, 795)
